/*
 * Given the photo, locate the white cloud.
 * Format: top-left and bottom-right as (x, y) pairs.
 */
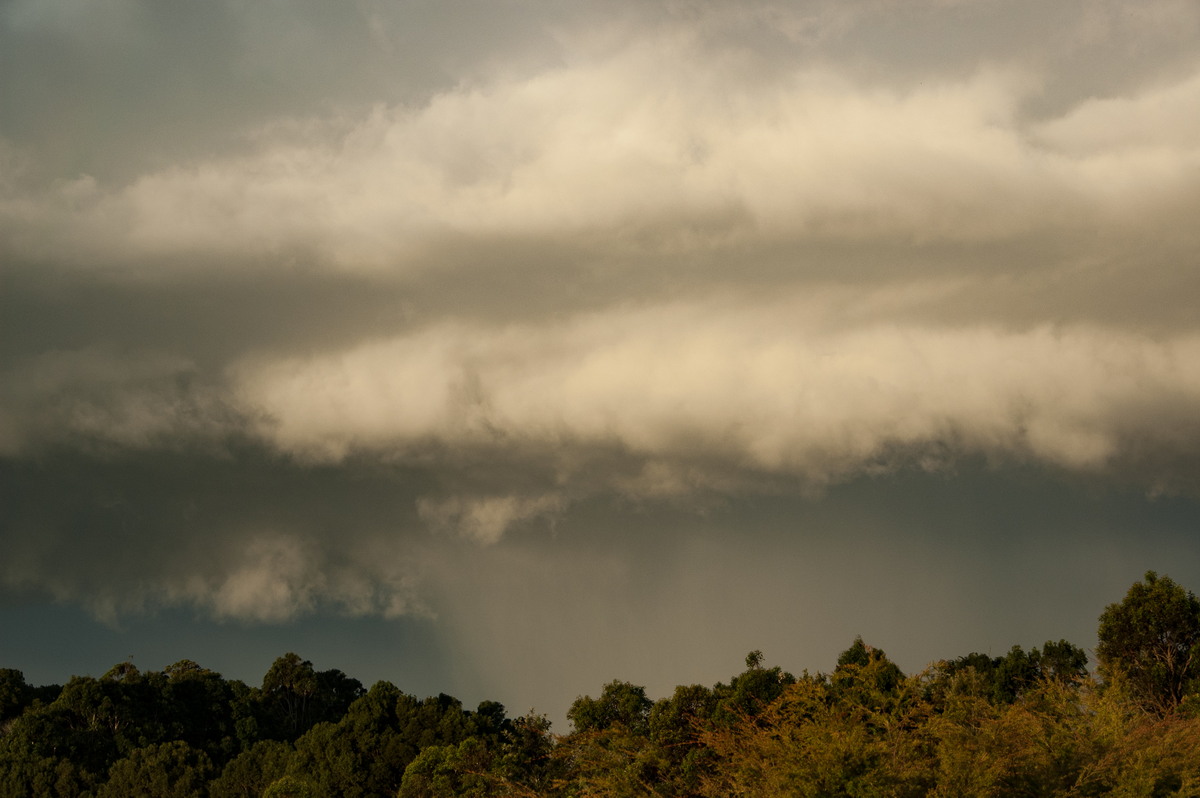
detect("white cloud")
(207, 535), (319, 622)
(235, 301), (1200, 502)
(417, 493), (566, 544)
(1033, 69), (1200, 156)
(46, 533), (424, 626)
(5, 37), (1196, 273)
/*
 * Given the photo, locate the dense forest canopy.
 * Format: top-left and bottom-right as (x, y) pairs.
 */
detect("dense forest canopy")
(4, 571), (1200, 796)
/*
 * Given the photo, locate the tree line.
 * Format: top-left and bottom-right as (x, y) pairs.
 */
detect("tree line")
(3, 570), (1200, 796)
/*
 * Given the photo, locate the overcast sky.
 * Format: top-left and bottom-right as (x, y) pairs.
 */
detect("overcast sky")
(3, 0), (1200, 726)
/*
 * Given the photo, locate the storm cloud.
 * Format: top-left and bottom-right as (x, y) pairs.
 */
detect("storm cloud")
(3, 0), (1200, 716)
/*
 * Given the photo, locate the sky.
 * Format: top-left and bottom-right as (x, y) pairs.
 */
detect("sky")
(3, 0), (1200, 728)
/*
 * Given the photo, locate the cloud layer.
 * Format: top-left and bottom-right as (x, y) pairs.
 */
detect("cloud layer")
(3, 1), (1200, 631)
(7, 47), (1199, 274)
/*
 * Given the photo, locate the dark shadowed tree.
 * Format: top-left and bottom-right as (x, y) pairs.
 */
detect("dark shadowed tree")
(0, 669), (35, 725)
(95, 741), (212, 798)
(259, 654), (319, 740)
(208, 739), (292, 798)
(161, 660), (239, 765)
(256, 653), (362, 742)
(283, 682), (485, 797)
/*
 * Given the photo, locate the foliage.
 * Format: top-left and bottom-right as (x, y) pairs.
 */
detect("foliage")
(568, 681), (653, 735)
(261, 774), (319, 798)
(1098, 571), (1200, 714)
(0, 669), (35, 725)
(699, 664), (933, 797)
(710, 653), (796, 725)
(257, 653), (365, 741)
(928, 640), (1089, 706)
(399, 738), (501, 798)
(95, 740), (213, 798)
(208, 739), (292, 798)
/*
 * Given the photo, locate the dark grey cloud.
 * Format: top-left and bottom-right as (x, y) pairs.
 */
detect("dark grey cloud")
(0, 0), (579, 182)
(0, 445), (438, 621)
(5, 0), (1197, 183)
(3, 0), (1200, 720)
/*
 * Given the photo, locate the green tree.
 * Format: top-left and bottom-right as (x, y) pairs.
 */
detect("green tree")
(1038, 640), (1089, 683)
(261, 774), (318, 798)
(95, 740), (212, 798)
(699, 674), (933, 798)
(930, 641), (1088, 706)
(833, 637), (904, 700)
(0, 749), (96, 798)
(568, 681), (652, 735)
(282, 683), (486, 797)
(0, 669), (35, 724)
(1098, 571), (1200, 714)
(648, 684), (720, 796)
(399, 738), (499, 798)
(490, 712), (559, 795)
(5, 677), (125, 778)
(259, 654), (320, 740)
(256, 654), (365, 743)
(926, 677), (1097, 798)
(161, 659), (240, 765)
(554, 724), (666, 798)
(711, 652), (795, 724)
(208, 739), (292, 798)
